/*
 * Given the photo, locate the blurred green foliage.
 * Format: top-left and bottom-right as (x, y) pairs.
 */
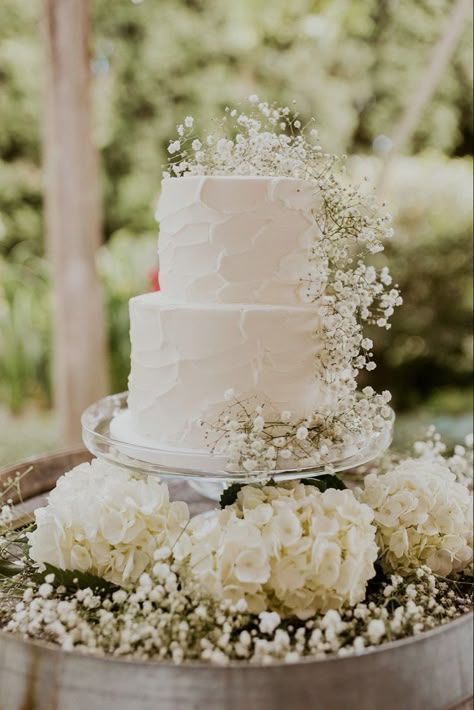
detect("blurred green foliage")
(0, 0), (472, 415)
(351, 156), (473, 412)
(97, 231), (157, 393)
(0, 234), (157, 410)
(1, 0), (472, 256)
(0, 251), (50, 412)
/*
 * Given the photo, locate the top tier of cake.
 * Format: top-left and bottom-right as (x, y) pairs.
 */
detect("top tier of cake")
(156, 175), (322, 306)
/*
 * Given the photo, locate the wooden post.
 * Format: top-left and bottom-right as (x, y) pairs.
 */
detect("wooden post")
(377, 0), (472, 194)
(43, 0), (108, 446)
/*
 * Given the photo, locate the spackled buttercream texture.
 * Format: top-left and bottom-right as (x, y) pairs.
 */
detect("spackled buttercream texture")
(156, 176), (324, 305)
(127, 293), (337, 448)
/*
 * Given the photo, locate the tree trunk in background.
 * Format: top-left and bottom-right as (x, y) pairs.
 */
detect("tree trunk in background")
(377, 0), (472, 194)
(43, 0), (108, 446)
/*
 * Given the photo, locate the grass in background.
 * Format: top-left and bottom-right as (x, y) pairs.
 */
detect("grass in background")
(0, 405), (60, 467)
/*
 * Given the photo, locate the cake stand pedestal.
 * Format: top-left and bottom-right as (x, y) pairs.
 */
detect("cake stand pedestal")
(82, 392), (395, 500)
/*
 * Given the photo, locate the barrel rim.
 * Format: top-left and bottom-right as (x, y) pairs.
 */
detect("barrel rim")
(0, 446), (93, 476)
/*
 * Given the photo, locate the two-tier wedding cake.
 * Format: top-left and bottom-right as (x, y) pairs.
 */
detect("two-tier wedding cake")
(112, 175), (341, 458)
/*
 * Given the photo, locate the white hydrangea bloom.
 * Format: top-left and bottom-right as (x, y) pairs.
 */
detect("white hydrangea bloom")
(359, 459), (473, 576)
(28, 459), (189, 586)
(176, 482), (378, 618)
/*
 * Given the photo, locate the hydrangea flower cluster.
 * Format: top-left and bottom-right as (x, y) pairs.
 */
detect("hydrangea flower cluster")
(175, 481), (378, 618)
(166, 97), (401, 471)
(28, 460), (190, 586)
(359, 458), (473, 577)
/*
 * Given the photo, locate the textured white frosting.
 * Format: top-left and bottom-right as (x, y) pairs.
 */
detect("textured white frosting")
(120, 175), (339, 456)
(156, 176), (323, 305)
(126, 293), (336, 449)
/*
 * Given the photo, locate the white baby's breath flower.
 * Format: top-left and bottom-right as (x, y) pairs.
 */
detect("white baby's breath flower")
(242, 459), (259, 473)
(367, 618), (385, 644)
(28, 459), (190, 586)
(259, 611), (281, 635)
(253, 415), (265, 432)
(0, 504), (13, 526)
(296, 426), (309, 441)
(359, 459), (473, 577)
(184, 116), (194, 128)
(167, 140), (181, 155)
(38, 583), (53, 599)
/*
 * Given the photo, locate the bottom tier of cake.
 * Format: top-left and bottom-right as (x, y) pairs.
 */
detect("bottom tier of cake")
(124, 292), (339, 451)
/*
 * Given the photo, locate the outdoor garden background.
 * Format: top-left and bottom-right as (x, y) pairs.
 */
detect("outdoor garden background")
(0, 0), (472, 465)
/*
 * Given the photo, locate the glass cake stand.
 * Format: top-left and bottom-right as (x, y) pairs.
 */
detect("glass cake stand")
(81, 392), (394, 500)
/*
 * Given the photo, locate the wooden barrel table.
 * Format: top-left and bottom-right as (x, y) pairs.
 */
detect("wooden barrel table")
(1, 450), (472, 710)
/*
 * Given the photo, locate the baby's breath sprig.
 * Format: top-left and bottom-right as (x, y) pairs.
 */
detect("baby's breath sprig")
(164, 98), (329, 180)
(412, 427), (474, 489)
(0, 468), (36, 623)
(204, 388), (392, 474)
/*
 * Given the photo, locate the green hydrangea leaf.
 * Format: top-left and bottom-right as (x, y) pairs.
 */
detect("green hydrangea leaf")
(220, 482), (244, 508)
(0, 559), (24, 578)
(303, 474), (347, 492)
(34, 563), (118, 594)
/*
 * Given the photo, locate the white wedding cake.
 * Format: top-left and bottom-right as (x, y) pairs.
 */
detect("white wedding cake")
(112, 175), (342, 458)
